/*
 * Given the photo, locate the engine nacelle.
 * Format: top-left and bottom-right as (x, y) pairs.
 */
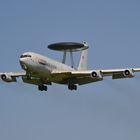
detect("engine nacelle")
(113, 69), (134, 79)
(123, 69), (134, 78)
(91, 70), (103, 80)
(1, 74), (16, 82)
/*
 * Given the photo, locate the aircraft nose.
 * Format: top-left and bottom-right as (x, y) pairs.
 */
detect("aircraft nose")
(20, 58), (26, 64)
(19, 58), (28, 70)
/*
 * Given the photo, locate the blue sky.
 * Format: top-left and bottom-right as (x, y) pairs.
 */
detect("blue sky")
(0, 0), (140, 140)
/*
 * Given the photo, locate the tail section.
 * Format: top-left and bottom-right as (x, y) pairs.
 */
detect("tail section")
(78, 45), (89, 70)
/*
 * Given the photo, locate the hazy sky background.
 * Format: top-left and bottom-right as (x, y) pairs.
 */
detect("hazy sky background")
(0, 0), (140, 140)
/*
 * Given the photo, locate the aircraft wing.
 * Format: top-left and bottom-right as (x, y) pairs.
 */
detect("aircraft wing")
(0, 72), (26, 82)
(51, 68), (140, 85)
(0, 71), (52, 85)
(1, 68), (140, 85)
(101, 68), (140, 77)
(0, 72), (26, 77)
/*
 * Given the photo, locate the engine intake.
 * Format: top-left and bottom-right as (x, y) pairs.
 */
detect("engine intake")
(123, 69), (134, 78)
(91, 70), (103, 80)
(91, 71), (98, 77)
(1, 74), (16, 82)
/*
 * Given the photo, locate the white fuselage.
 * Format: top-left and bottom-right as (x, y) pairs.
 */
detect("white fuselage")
(20, 52), (75, 79)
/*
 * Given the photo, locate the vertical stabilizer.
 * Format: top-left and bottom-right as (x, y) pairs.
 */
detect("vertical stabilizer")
(78, 46), (89, 70)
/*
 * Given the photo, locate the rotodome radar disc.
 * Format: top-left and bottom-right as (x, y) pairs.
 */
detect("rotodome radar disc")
(48, 42), (88, 52)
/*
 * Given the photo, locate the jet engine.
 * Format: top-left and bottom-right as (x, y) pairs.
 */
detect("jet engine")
(91, 70), (103, 80)
(1, 74), (16, 82)
(112, 69), (134, 79)
(123, 69), (134, 78)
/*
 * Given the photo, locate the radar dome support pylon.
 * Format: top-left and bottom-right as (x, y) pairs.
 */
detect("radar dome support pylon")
(48, 42), (89, 68)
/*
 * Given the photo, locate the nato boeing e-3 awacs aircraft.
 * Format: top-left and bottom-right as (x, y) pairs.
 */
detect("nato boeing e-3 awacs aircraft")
(1, 42), (140, 91)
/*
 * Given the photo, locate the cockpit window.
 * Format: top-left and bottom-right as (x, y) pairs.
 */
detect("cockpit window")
(20, 54), (32, 58)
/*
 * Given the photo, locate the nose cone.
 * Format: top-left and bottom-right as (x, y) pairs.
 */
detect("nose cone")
(20, 58), (27, 70)
(20, 58), (25, 63)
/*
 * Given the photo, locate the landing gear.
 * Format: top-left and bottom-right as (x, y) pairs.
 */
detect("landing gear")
(68, 84), (77, 91)
(26, 72), (32, 79)
(38, 85), (48, 91)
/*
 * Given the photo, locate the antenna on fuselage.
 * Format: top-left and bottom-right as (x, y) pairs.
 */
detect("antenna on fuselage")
(48, 42), (89, 68)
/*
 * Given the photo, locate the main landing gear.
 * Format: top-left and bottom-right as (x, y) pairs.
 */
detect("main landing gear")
(38, 85), (48, 91)
(38, 84), (77, 91)
(68, 84), (77, 91)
